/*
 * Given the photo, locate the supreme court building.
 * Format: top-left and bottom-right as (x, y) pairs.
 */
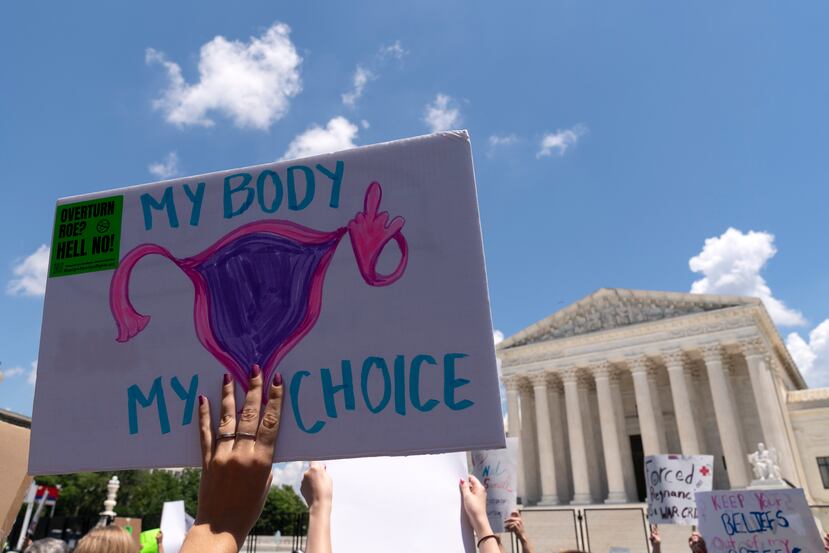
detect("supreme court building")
(497, 288), (829, 507)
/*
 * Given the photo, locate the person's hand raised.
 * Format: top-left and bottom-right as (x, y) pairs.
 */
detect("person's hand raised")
(649, 524), (660, 546)
(688, 530), (707, 553)
(459, 475), (491, 535)
(506, 510), (530, 542)
(181, 366), (284, 553)
(301, 462), (333, 512)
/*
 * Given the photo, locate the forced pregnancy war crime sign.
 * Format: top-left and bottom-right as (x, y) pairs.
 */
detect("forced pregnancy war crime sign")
(696, 488), (824, 553)
(645, 454), (713, 525)
(29, 131), (505, 474)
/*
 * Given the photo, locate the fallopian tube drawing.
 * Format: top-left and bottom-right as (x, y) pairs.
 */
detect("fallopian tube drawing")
(110, 182), (408, 395)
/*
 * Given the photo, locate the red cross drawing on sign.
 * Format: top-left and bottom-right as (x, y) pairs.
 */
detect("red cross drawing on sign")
(699, 466), (710, 477)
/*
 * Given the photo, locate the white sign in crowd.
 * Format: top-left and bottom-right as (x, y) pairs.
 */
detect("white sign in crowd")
(645, 454), (714, 525)
(471, 437), (519, 533)
(696, 488), (824, 553)
(29, 131), (505, 474)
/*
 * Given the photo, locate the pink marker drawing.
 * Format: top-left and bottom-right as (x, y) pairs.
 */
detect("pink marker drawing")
(110, 182), (408, 395)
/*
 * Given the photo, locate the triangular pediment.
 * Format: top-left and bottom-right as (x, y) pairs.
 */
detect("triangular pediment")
(499, 288), (759, 349)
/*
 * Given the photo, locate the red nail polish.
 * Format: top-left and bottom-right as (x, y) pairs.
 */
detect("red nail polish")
(223, 373), (232, 385)
(198, 395), (206, 405)
(273, 372), (283, 386)
(251, 365), (261, 378)
(460, 478), (464, 485)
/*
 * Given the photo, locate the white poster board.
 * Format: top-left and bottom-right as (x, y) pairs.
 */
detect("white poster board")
(470, 436), (518, 533)
(696, 488), (824, 553)
(327, 453), (474, 553)
(160, 500), (186, 553)
(29, 131), (504, 474)
(645, 454), (713, 525)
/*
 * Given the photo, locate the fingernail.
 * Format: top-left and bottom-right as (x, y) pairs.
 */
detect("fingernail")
(198, 395), (206, 405)
(223, 373), (232, 385)
(460, 478), (464, 485)
(273, 372), (283, 386)
(251, 364), (261, 379)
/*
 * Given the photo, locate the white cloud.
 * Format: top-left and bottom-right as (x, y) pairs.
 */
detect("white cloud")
(489, 134), (518, 147)
(423, 94), (462, 133)
(146, 22), (302, 130)
(272, 461), (306, 494)
(341, 65), (375, 107)
(27, 360), (37, 386)
(537, 124), (587, 158)
(1, 360), (36, 386)
(0, 366), (24, 382)
(281, 116), (358, 160)
(787, 322), (829, 388)
(148, 151), (181, 180)
(379, 40), (408, 60)
(341, 42), (406, 108)
(7, 245), (50, 297)
(689, 228), (805, 326)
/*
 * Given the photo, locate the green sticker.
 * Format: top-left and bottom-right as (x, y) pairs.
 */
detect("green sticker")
(49, 195), (124, 278)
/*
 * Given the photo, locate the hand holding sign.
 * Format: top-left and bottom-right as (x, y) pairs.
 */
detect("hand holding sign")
(180, 366), (284, 553)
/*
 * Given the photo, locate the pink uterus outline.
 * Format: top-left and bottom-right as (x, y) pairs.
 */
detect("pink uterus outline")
(110, 182), (408, 393)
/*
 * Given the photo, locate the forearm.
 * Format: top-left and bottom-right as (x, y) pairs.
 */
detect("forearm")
(305, 503), (332, 553)
(180, 524), (240, 553)
(470, 517), (501, 553)
(652, 542), (661, 553)
(519, 534), (536, 553)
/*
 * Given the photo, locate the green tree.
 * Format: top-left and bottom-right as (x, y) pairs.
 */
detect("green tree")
(253, 485), (308, 535)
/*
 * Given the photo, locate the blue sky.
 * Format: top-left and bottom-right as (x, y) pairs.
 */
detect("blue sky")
(3, 0), (829, 427)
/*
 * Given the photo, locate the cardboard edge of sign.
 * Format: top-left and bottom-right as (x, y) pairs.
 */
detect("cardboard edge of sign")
(53, 130), (472, 205)
(28, 437), (507, 476)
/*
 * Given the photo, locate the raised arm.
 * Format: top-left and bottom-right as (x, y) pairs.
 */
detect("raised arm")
(460, 475), (503, 553)
(181, 366), (284, 553)
(505, 511), (535, 553)
(301, 462), (333, 553)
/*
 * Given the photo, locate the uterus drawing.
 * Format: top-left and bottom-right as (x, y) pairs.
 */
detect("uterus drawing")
(110, 182), (408, 391)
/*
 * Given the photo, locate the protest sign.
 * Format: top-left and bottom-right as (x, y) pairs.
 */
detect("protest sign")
(29, 131), (504, 474)
(327, 453), (474, 553)
(160, 501), (187, 553)
(0, 413), (31, 544)
(139, 529), (161, 553)
(471, 436), (518, 533)
(696, 488), (824, 553)
(114, 517), (142, 548)
(645, 454), (713, 525)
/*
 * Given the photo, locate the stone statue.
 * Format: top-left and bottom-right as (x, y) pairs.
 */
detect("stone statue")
(748, 442), (782, 481)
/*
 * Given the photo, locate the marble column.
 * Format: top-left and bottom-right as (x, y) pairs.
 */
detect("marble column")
(662, 348), (700, 454)
(627, 356), (662, 456)
(519, 382), (541, 503)
(592, 362), (628, 503)
(548, 380), (571, 501)
(530, 372), (560, 505)
(741, 339), (797, 483)
(503, 376), (525, 501)
(611, 373), (637, 501)
(700, 344), (749, 488)
(648, 369), (669, 453)
(562, 368), (592, 504)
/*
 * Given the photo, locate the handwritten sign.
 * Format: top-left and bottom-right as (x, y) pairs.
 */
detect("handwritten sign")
(29, 131), (504, 474)
(471, 437), (518, 533)
(696, 488), (824, 553)
(328, 453), (474, 553)
(645, 454), (713, 525)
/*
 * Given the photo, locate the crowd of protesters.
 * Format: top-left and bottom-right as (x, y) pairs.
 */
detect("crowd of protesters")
(12, 367), (829, 553)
